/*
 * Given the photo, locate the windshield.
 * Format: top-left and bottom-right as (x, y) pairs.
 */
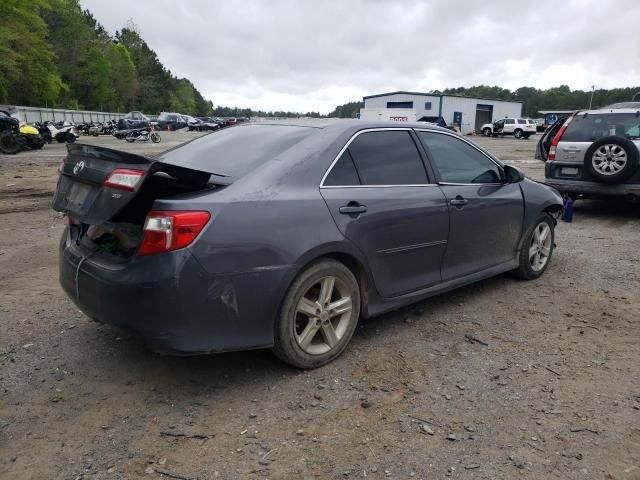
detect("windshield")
(158, 124), (318, 180)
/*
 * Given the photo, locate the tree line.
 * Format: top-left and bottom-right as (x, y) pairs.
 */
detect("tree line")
(0, 0), (212, 115)
(328, 85), (640, 119)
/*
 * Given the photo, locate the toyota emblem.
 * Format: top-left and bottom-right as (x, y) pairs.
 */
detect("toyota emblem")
(73, 160), (85, 175)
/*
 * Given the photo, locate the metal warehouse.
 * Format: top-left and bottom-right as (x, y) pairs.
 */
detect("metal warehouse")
(359, 91), (522, 134)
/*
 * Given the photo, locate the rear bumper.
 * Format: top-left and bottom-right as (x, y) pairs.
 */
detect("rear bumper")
(545, 162), (640, 197)
(59, 231), (290, 354)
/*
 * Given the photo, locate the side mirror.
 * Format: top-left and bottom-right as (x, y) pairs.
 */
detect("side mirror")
(503, 165), (525, 183)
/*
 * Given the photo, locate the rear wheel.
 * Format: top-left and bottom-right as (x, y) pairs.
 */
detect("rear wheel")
(514, 129), (523, 139)
(512, 214), (554, 280)
(66, 133), (76, 143)
(272, 260), (360, 368)
(125, 136), (135, 143)
(482, 127), (492, 137)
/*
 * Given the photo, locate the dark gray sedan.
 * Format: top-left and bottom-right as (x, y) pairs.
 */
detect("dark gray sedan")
(53, 121), (563, 368)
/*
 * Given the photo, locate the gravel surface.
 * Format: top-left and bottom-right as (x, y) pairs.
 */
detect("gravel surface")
(1, 130), (639, 479)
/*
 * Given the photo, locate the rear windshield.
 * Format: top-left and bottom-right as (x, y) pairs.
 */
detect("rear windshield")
(563, 113), (640, 141)
(158, 124), (317, 180)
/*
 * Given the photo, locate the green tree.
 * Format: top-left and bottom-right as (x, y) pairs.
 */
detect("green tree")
(0, 0), (63, 105)
(107, 43), (138, 111)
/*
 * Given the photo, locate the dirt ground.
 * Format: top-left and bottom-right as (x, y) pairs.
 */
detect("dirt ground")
(1, 130), (639, 480)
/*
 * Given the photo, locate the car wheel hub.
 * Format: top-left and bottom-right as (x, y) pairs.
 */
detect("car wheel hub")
(529, 223), (551, 272)
(294, 276), (353, 355)
(592, 144), (627, 175)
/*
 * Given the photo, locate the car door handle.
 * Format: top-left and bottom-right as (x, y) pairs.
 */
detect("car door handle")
(339, 203), (367, 215)
(450, 196), (468, 207)
(562, 147), (581, 152)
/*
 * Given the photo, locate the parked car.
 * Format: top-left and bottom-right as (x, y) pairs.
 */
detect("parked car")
(481, 118), (537, 139)
(156, 112), (188, 131)
(198, 117), (221, 131)
(117, 111), (150, 131)
(53, 121), (562, 368)
(542, 108), (640, 201)
(183, 115), (205, 131)
(225, 117), (239, 127)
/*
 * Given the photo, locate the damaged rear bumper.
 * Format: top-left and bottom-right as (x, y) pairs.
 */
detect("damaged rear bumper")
(59, 230), (289, 354)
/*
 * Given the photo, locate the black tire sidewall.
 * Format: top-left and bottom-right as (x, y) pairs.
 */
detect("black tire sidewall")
(273, 260), (360, 369)
(515, 214), (554, 280)
(0, 132), (21, 154)
(584, 136), (639, 184)
(514, 129), (523, 138)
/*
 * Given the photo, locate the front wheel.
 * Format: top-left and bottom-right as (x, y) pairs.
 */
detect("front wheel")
(272, 260), (360, 368)
(150, 133), (161, 143)
(512, 214), (554, 280)
(482, 127), (492, 137)
(125, 136), (135, 143)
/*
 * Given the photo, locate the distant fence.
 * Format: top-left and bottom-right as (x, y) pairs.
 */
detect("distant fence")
(1, 105), (158, 123)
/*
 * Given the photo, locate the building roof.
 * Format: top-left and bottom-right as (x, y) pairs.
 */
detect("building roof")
(363, 91), (522, 104)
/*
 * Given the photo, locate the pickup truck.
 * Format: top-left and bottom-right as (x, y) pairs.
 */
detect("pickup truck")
(481, 118), (537, 139)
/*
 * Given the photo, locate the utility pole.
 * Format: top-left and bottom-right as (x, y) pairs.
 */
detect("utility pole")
(589, 85), (595, 109)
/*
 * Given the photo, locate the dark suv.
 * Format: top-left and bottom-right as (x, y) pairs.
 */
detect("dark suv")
(541, 108), (640, 201)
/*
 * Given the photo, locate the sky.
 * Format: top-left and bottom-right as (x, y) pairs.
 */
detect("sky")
(80, 0), (640, 114)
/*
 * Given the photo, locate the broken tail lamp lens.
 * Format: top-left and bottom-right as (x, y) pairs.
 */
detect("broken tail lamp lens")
(103, 169), (145, 191)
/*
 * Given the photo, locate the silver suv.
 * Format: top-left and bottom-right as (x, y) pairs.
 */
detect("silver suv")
(541, 108), (640, 200)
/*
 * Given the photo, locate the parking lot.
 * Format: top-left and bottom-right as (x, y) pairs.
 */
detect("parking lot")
(1, 130), (639, 479)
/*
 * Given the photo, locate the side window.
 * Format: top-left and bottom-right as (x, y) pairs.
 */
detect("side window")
(324, 151), (361, 186)
(517, 119), (526, 124)
(425, 102), (432, 110)
(347, 131), (428, 185)
(504, 119), (515, 125)
(417, 131), (503, 184)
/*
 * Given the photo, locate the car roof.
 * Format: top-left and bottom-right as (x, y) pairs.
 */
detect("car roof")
(251, 119), (454, 133)
(575, 107), (640, 115)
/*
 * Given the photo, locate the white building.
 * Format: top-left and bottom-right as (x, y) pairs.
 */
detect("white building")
(359, 91), (523, 134)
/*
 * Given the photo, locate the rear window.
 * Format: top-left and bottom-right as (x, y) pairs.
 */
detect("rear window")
(158, 124), (317, 180)
(562, 113), (640, 141)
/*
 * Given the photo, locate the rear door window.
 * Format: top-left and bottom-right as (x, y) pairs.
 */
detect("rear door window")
(346, 131), (428, 185)
(417, 131), (503, 184)
(562, 113), (640, 141)
(517, 119), (527, 124)
(323, 151), (361, 186)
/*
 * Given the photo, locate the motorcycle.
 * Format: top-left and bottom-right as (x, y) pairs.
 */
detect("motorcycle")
(124, 127), (161, 143)
(0, 110), (45, 154)
(44, 121), (79, 143)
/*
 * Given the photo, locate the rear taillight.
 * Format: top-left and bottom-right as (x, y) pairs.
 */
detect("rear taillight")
(104, 169), (145, 191)
(138, 211), (211, 256)
(548, 113), (576, 161)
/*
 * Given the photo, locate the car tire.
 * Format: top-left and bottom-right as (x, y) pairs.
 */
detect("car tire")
(514, 129), (523, 139)
(512, 214), (554, 280)
(584, 136), (639, 184)
(272, 259), (361, 369)
(482, 127), (492, 137)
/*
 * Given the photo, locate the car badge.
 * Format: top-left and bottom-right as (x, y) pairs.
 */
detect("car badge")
(73, 160), (85, 175)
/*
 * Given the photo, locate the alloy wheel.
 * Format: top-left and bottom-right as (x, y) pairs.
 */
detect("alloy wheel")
(529, 223), (552, 272)
(294, 276), (353, 355)
(592, 144), (627, 175)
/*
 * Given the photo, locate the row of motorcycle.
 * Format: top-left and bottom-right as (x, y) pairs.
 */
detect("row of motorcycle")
(77, 119), (161, 144)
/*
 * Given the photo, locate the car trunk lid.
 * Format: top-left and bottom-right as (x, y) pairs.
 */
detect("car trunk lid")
(52, 144), (219, 225)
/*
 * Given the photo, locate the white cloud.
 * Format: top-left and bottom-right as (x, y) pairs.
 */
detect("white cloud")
(80, 0), (640, 113)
